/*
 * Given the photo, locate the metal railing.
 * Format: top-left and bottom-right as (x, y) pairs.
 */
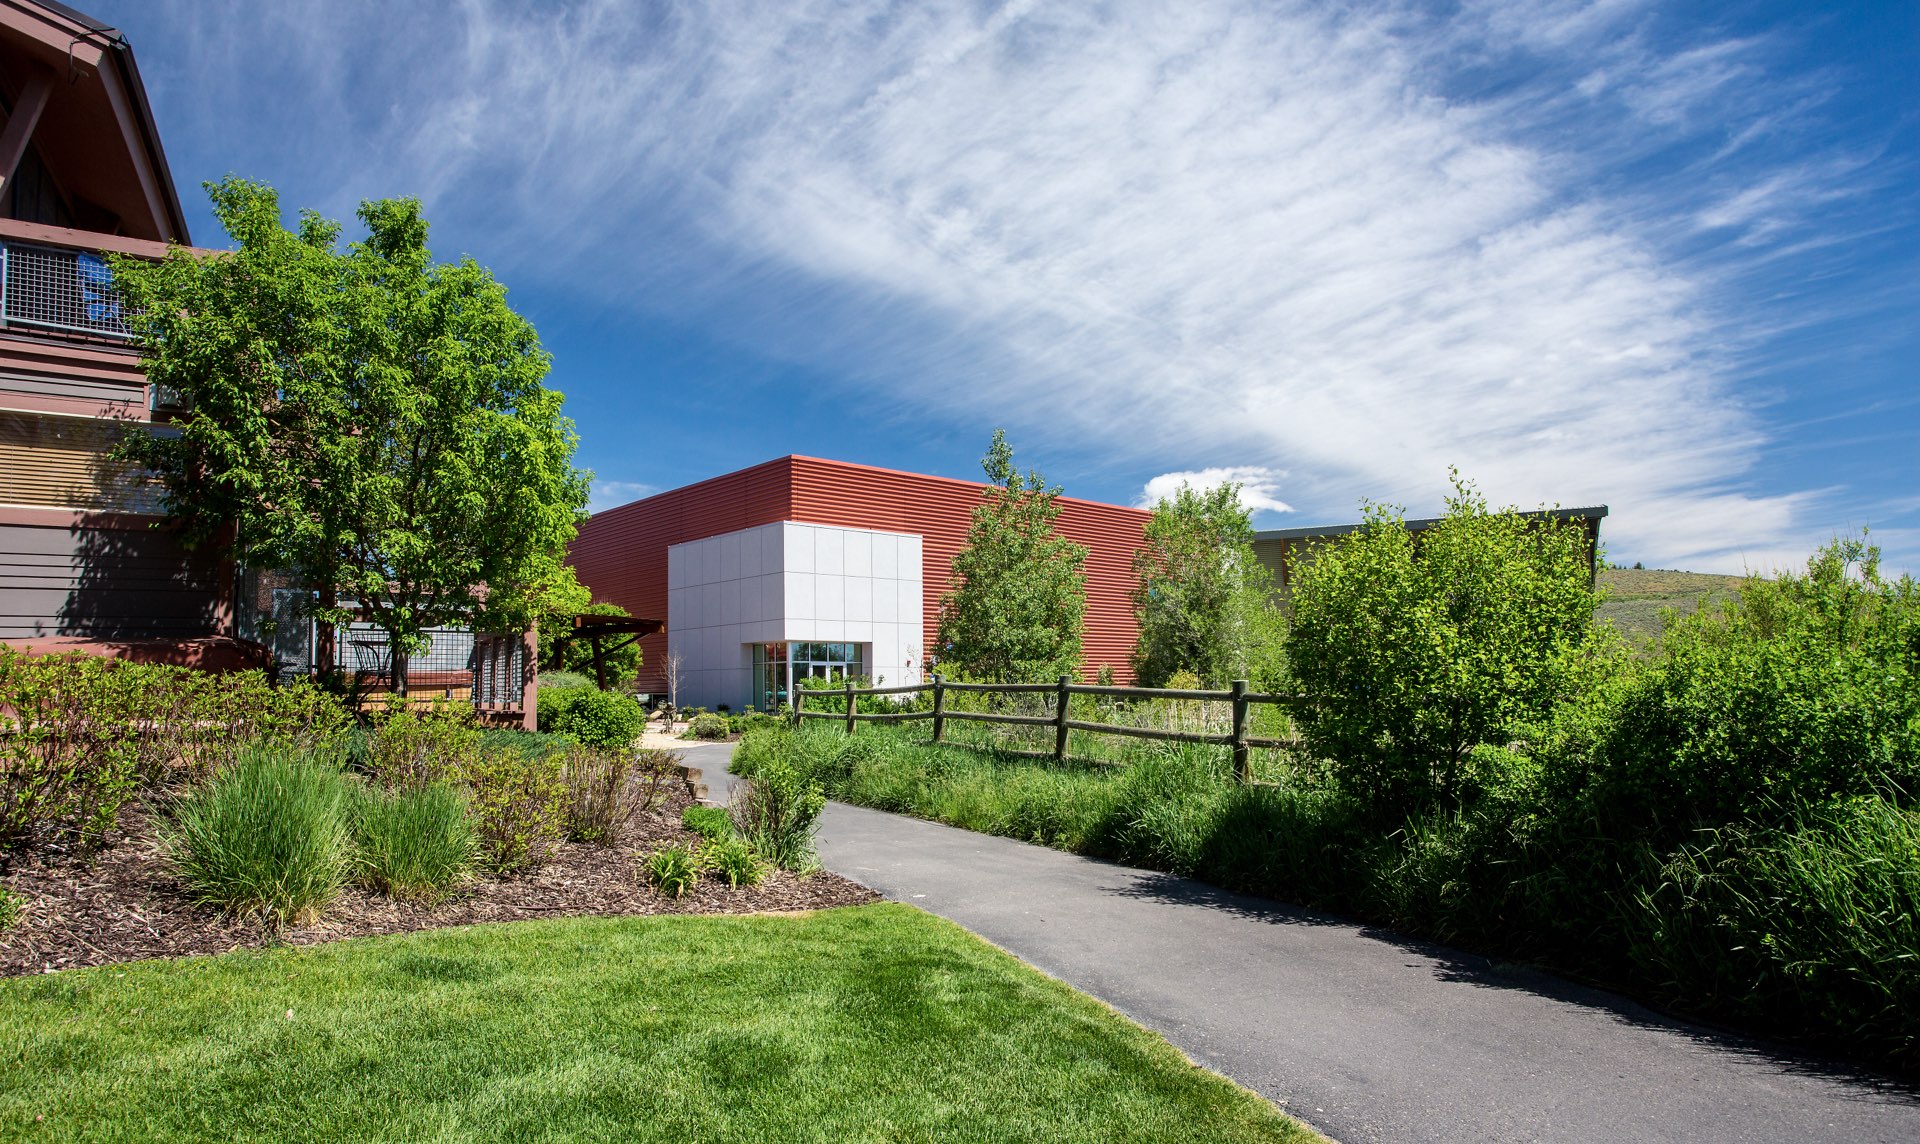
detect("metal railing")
(0, 240), (133, 341)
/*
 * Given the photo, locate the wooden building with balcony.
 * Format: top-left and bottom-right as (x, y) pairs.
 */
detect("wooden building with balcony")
(0, 0), (254, 668)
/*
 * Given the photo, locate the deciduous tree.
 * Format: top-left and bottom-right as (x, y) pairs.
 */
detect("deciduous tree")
(936, 431), (1087, 682)
(112, 178), (588, 688)
(1131, 482), (1286, 688)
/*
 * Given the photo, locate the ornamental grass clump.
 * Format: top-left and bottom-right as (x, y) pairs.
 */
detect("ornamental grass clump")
(350, 782), (476, 902)
(163, 746), (354, 929)
(642, 844), (701, 898)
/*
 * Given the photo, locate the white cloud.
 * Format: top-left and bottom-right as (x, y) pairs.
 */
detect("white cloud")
(588, 480), (656, 513)
(134, 0), (1891, 571)
(1139, 468), (1293, 516)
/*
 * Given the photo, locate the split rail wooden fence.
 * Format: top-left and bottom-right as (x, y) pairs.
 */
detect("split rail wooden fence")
(793, 675), (1300, 784)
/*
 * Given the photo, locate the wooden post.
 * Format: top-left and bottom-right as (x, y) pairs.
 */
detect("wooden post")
(1054, 674), (1071, 761)
(931, 674), (946, 742)
(792, 688), (804, 727)
(1230, 678), (1250, 784)
(845, 679), (856, 735)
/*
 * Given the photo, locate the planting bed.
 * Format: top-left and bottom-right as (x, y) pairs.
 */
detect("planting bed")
(1, 784), (876, 976)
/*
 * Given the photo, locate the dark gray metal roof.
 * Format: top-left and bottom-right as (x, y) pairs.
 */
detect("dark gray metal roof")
(1255, 505), (1608, 543)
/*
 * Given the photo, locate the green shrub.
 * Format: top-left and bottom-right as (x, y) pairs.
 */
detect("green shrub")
(731, 756), (826, 872)
(362, 698), (482, 790)
(0, 649), (348, 856)
(682, 804), (733, 843)
(162, 746), (354, 928)
(563, 746), (677, 845)
(463, 745), (567, 874)
(0, 886), (23, 932)
(543, 687), (646, 750)
(475, 727), (575, 761)
(1285, 475), (1601, 812)
(689, 713), (729, 741)
(642, 844), (701, 898)
(536, 670), (594, 692)
(350, 781), (476, 902)
(702, 836), (766, 887)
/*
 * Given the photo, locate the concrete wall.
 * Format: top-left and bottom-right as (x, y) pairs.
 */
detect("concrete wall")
(665, 520), (924, 710)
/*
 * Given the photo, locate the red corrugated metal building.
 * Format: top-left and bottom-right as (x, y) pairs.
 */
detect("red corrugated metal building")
(567, 455), (1150, 707)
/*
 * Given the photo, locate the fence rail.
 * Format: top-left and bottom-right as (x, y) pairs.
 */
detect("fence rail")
(794, 675), (1304, 783)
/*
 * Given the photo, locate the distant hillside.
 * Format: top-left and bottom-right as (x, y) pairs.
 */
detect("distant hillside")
(1595, 567), (1749, 650)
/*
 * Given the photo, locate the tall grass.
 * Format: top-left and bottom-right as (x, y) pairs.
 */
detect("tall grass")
(163, 747), (354, 929)
(349, 782), (476, 902)
(739, 721), (1920, 1075)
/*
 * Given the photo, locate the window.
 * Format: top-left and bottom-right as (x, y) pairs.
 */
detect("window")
(749, 641), (869, 711)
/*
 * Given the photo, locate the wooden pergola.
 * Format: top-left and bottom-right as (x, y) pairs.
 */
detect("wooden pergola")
(549, 612), (666, 691)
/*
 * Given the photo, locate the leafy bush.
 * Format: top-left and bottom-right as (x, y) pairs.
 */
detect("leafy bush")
(536, 670), (595, 692)
(689, 713), (729, 741)
(162, 746), (354, 928)
(362, 698), (482, 790)
(463, 745), (567, 874)
(350, 781), (476, 902)
(0, 649), (348, 855)
(1286, 476), (1601, 811)
(475, 727), (575, 762)
(642, 844), (701, 898)
(702, 837), (766, 887)
(0, 886), (22, 932)
(731, 756), (826, 872)
(543, 687), (646, 750)
(682, 804), (733, 843)
(563, 746), (677, 845)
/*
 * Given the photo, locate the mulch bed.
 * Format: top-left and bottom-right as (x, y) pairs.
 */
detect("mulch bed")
(1, 783), (879, 977)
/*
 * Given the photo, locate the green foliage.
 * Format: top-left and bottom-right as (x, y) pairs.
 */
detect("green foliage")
(731, 756), (827, 872)
(681, 804), (733, 843)
(536, 670), (594, 692)
(0, 886), (22, 932)
(1286, 474), (1602, 811)
(349, 781), (476, 902)
(537, 602), (644, 685)
(462, 745), (567, 874)
(0, 648), (349, 855)
(162, 746), (354, 928)
(936, 430), (1088, 682)
(1549, 535), (1920, 837)
(1132, 482), (1287, 688)
(689, 712), (730, 740)
(701, 836), (767, 887)
(563, 746), (677, 845)
(109, 177), (589, 671)
(642, 844), (701, 898)
(542, 686), (646, 750)
(361, 698), (481, 790)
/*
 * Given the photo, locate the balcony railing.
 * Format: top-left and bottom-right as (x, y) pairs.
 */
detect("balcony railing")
(0, 239), (133, 341)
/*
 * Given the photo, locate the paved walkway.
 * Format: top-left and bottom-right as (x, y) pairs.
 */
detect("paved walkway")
(677, 742), (1920, 1144)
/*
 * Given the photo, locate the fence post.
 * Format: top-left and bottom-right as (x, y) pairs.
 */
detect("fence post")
(1230, 678), (1250, 784)
(792, 688), (804, 727)
(1054, 674), (1071, 761)
(931, 674), (946, 743)
(845, 679), (856, 735)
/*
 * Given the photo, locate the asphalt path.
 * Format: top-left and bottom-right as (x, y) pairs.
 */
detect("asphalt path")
(676, 741), (1920, 1144)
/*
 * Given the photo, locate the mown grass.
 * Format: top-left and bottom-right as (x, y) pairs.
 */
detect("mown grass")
(0, 905), (1316, 1143)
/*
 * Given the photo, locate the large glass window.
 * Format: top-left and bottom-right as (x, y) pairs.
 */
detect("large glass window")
(748, 641), (869, 711)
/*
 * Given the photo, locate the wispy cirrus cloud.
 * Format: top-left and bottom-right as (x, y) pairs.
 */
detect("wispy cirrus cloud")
(588, 480), (656, 514)
(121, 0), (1910, 573)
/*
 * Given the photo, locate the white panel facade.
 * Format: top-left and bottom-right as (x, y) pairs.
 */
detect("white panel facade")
(665, 521), (924, 711)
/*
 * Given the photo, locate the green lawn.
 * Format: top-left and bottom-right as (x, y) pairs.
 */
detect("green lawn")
(0, 904), (1314, 1143)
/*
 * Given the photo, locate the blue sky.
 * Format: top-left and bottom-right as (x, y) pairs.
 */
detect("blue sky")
(96, 0), (1917, 574)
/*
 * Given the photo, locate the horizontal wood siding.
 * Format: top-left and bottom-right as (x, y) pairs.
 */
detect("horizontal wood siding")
(0, 411), (159, 511)
(0, 520), (221, 640)
(569, 455), (1151, 690)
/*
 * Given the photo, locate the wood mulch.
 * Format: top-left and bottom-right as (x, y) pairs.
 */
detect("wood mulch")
(0, 783), (879, 977)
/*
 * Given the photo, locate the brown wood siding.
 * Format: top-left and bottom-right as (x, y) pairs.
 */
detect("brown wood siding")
(0, 410), (159, 512)
(0, 519), (220, 640)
